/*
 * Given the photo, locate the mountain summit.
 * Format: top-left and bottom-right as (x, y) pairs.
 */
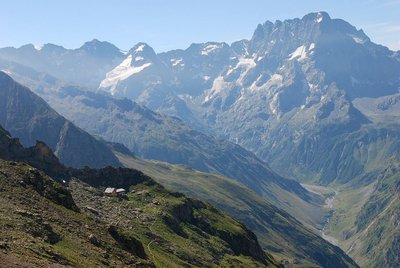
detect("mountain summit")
(79, 39), (122, 58)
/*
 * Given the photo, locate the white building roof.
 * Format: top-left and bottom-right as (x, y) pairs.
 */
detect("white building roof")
(104, 187), (115, 194)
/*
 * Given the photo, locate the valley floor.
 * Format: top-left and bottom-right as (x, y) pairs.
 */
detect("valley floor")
(301, 184), (340, 244)
(302, 181), (392, 267)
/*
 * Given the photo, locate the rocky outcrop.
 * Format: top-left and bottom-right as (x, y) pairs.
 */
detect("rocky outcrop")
(71, 166), (155, 189)
(107, 225), (147, 259)
(0, 126), (66, 177)
(167, 198), (269, 264)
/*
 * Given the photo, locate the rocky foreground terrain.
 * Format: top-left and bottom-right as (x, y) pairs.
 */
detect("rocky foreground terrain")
(0, 126), (278, 267)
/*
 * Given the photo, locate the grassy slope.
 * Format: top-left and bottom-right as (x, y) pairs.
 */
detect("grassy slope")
(339, 172), (399, 268)
(116, 152), (358, 267)
(353, 94), (400, 125)
(0, 160), (274, 267)
(69, 180), (272, 267)
(324, 184), (375, 241)
(0, 161), (151, 267)
(263, 122), (400, 187)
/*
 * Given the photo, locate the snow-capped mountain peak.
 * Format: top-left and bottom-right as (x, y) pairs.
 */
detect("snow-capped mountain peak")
(302, 11), (330, 23)
(129, 42), (156, 57)
(99, 53), (152, 94)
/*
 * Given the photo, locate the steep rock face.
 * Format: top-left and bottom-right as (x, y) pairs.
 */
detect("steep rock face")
(0, 72), (121, 168)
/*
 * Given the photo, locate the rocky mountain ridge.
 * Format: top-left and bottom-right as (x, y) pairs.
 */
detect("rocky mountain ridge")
(0, 71), (121, 168)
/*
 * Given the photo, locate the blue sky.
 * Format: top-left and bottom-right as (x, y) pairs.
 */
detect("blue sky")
(1, 0), (399, 52)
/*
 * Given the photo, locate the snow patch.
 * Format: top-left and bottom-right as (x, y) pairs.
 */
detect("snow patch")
(99, 54), (152, 94)
(289, 45), (308, 61)
(270, 94), (280, 115)
(352, 36), (365, 44)
(309, 43), (316, 51)
(201, 44), (221, 56)
(171, 58), (183, 66)
(135, 44), (146, 52)
(34, 44), (44, 51)
(177, 94), (194, 102)
(315, 12), (324, 23)
(203, 76), (227, 103)
(308, 83), (318, 91)
(243, 46), (250, 56)
(270, 74), (283, 82)
(226, 57), (256, 84)
(135, 56), (144, 61)
(251, 73), (283, 92)
(226, 66), (235, 76)
(203, 75), (211, 81)
(1, 69), (12, 75)
(249, 74), (264, 91)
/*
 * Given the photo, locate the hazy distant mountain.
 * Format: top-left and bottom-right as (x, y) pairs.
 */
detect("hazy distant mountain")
(0, 71), (121, 168)
(0, 39), (124, 88)
(99, 42), (174, 104)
